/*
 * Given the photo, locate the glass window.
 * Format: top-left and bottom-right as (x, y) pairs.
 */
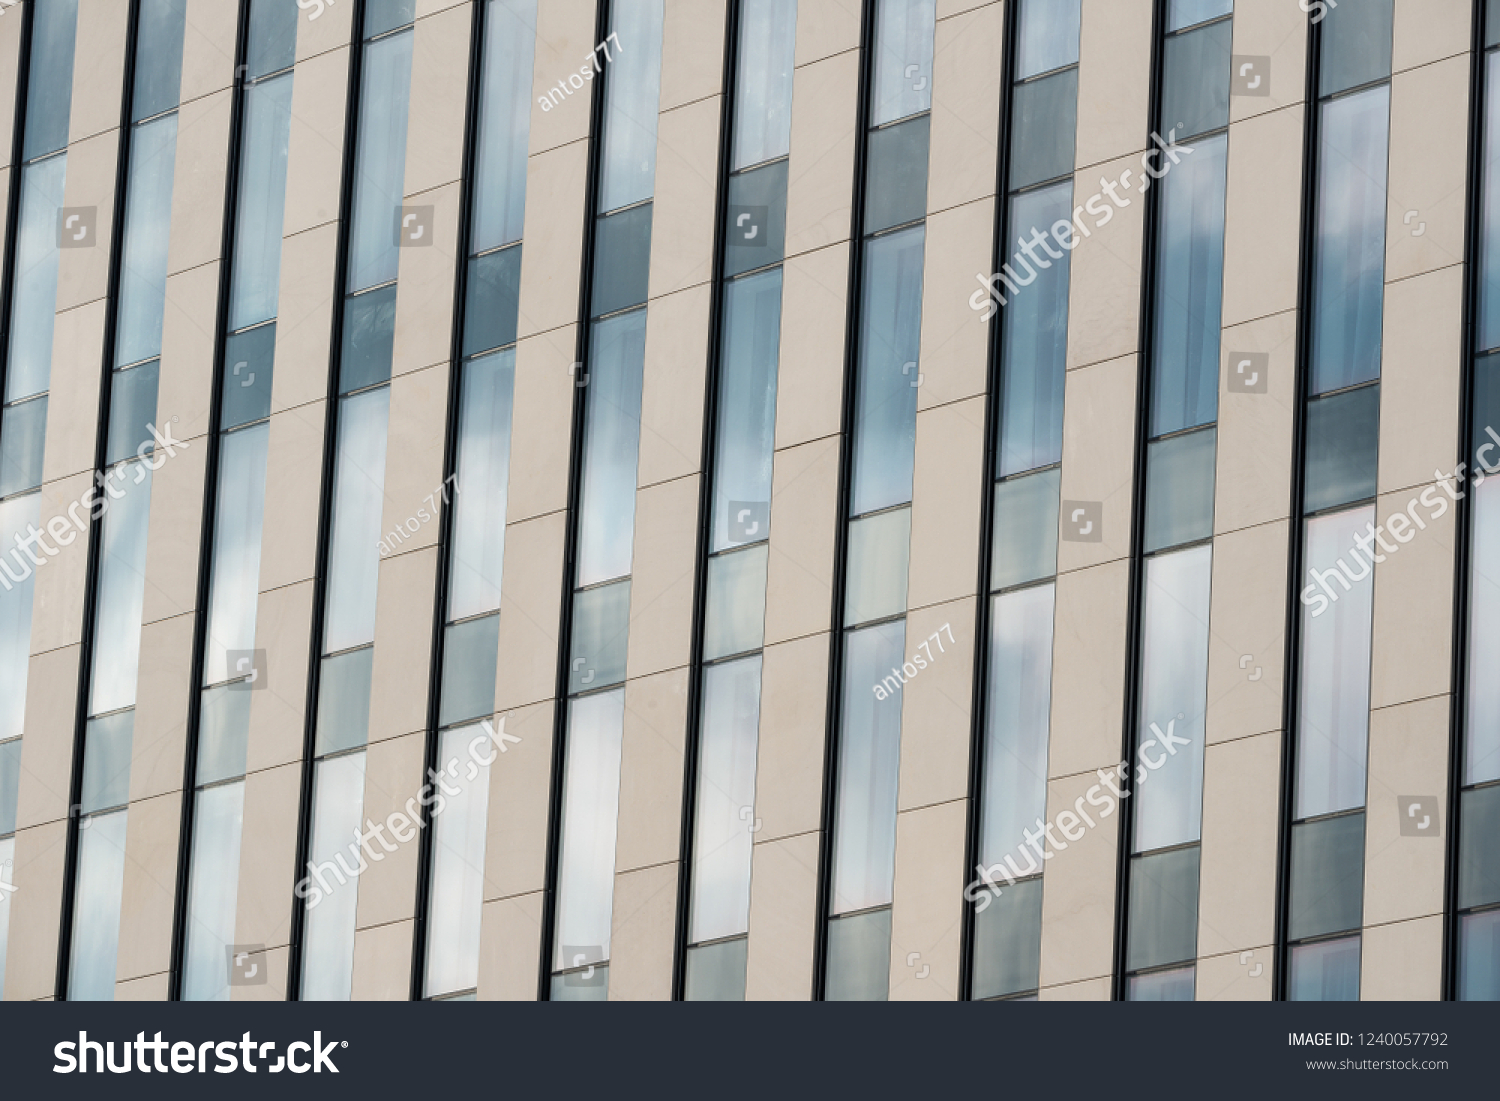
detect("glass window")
(1289, 812), (1365, 941)
(114, 114), (179, 369)
(80, 711), (134, 815)
(1144, 429), (1216, 553)
(0, 835), (11, 993)
(1126, 846), (1200, 972)
(1460, 784), (1500, 911)
(1016, 0), (1082, 80)
(1304, 385), (1379, 513)
(576, 311), (647, 586)
(315, 647), (375, 757)
(439, 614), (500, 728)
(1168, 0), (1232, 31)
(724, 160), (789, 278)
(6, 155), (67, 401)
(570, 580), (631, 694)
(1160, 19), (1231, 140)
(0, 738), (21, 836)
(684, 936), (749, 1001)
(463, 246), (522, 357)
(229, 73), (294, 332)
(346, 29), (414, 293)
(300, 750), (366, 1001)
(0, 495), (40, 742)
(865, 116), (930, 236)
(89, 464), (153, 717)
(180, 779), (244, 1001)
(22, 0), (80, 161)
(1127, 966), (1195, 1000)
(824, 907), (892, 1001)
(0, 397), (47, 497)
(1482, 56), (1500, 353)
(423, 723), (494, 997)
(246, 0), (299, 81)
(1469, 467), (1500, 785)
(202, 423), (270, 686)
(845, 507), (911, 627)
(1010, 69), (1078, 191)
(991, 468), (1060, 591)
(447, 349), (515, 621)
(66, 809), (129, 1001)
(105, 361), (161, 466)
(340, 284), (398, 393)
(712, 270), (781, 551)
(598, 0), (666, 213)
(732, 0), (798, 170)
(1459, 909), (1500, 1001)
(365, 0), (418, 37)
(195, 683), (251, 786)
(550, 963), (609, 1001)
(322, 386), (391, 654)
(970, 876), (1043, 999)
(131, 0), (187, 122)
(469, 0), (538, 253)
(222, 322), (277, 429)
(703, 546), (768, 661)
(1288, 934), (1360, 1001)
(591, 203), (654, 318)
(1319, 0), (1393, 97)
(870, 0), (935, 126)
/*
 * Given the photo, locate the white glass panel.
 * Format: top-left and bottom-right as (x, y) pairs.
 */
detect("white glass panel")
(114, 113), (179, 369)
(0, 494), (41, 742)
(1017, 0), (1082, 79)
(598, 0), (665, 212)
(732, 0), (798, 170)
(202, 424), (269, 686)
(470, 0), (537, 252)
(424, 724), (494, 997)
(711, 269), (782, 553)
(346, 29), (414, 292)
(448, 350), (515, 621)
(301, 751), (366, 1001)
(870, 0), (936, 126)
(576, 311), (647, 587)
(229, 73), (293, 331)
(1168, 0), (1232, 31)
(552, 689), (625, 971)
(1469, 474), (1500, 785)
(89, 463), (153, 717)
(323, 387), (391, 654)
(67, 809), (129, 1001)
(6, 154), (67, 402)
(181, 779), (245, 1001)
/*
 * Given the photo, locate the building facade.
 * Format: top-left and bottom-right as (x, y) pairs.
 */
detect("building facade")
(0, 0), (1491, 1002)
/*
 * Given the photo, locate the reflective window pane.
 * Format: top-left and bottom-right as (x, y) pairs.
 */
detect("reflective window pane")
(105, 361), (161, 467)
(6, 155), (67, 401)
(1482, 55), (1500, 351)
(202, 423), (269, 686)
(1144, 428), (1216, 553)
(724, 160), (789, 278)
(131, 0), (187, 122)
(340, 284), (398, 394)
(1168, 0), (1232, 31)
(845, 507), (911, 627)
(180, 779), (245, 1001)
(423, 723), (494, 997)
(196, 683), (251, 787)
(448, 349), (515, 621)
(365, 0), (417, 37)
(577, 311), (647, 586)
(1319, 0), (1393, 97)
(80, 711), (134, 814)
(865, 115), (930, 235)
(1016, 0), (1081, 80)
(712, 269), (781, 552)
(0, 738), (20, 836)
(703, 546), (768, 662)
(684, 936), (749, 1001)
(115, 114), (179, 369)
(598, 0), (665, 213)
(439, 614), (500, 729)
(591, 203), (654, 319)
(229, 74), (293, 332)
(570, 580), (631, 694)
(22, 0), (80, 161)
(0, 835), (11, 993)
(300, 751), (366, 1001)
(0, 495), (40, 742)
(346, 29), (413, 293)
(1289, 812), (1365, 941)
(1459, 909), (1500, 1001)
(469, 0), (537, 252)
(1160, 19), (1231, 140)
(824, 907), (892, 1001)
(222, 322), (276, 429)
(1304, 385), (1379, 513)
(1288, 935), (1360, 1001)
(67, 809), (128, 1001)
(89, 464), (153, 717)
(1010, 69), (1078, 191)
(0, 397), (47, 497)
(1468, 466), (1500, 785)
(991, 468), (1060, 591)
(463, 246), (522, 357)
(323, 386), (391, 654)
(1460, 784), (1500, 911)
(1127, 966), (1195, 1000)
(315, 647), (375, 758)
(553, 689), (626, 973)
(870, 0), (935, 126)
(970, 864), (1043, 1000)
(246, 0), (299, 81)
(1126, 846), (1199, 972)
(732, 0), (798, 170)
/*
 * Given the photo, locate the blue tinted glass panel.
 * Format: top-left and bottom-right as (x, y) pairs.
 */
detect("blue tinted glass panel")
(222, 322), (277, 429)
(1319, 0), (1393, 97)
(80, 711), (134, 814)
(229, 73), (293, 331)
(323, 387), (391, 654)
(0, 398), (46, 497)
(591, 203), (653, 319)
(1304, 385), (1379, 514)
(22, 0), (80, 161)
(131, 0), (187, 121)
(576, 311), (647, 587)
(6, 155), (67, 401)
(346, 29), (413, 292)
(1161, 19), (1231, 139)
(1460, 784), (1500, 911)
(447, 349), (515, 621)
(105, 361), (161, 467)
(196, 683), (251, 786)
(1125, 846), (1199, 972)
(463, 245), (522, 356)
(970, 876), (1043, 1000)
(1168, 0), (1231, 31)
(315, 646), (375, 757)
(865, 115), (930, 235)
(439, 614), (500, 728)
(115, 114), (179, 369)
(1017, 0), (1081, 79)
(340, 284), (397, 393)
(598, 0), (665, 212)
(1009, 69), (1078, 191)
(247, 0), (299, 80)
(824, 907), (892, 1001)
(1460, 909), (1500, 1001)
(732, 0), (798, 170)
(1144, 428), (1216, 553)
(1289, 812), (1365, 941)
(712, 269), (781, 552)
(724, 160), (788, 279)
(1288, 935), (1360, 1001)
(570, 580), (631, 694)
(869, 0), (935, 126)
(470, 0), (537, 252)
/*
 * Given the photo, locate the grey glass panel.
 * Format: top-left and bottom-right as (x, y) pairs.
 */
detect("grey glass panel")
(365, 0), (418, 37)
(463, 246), (522, 356)
(870, 0), (935, 126)
(1289, 812), (1365, 941)
(180, 778), (244, 1001)
(323, 387), (390, 653)
(712, 269), (781, 552)
(552, 689), (625, 972)
(1151, 133), (1226, 436)
(1319, 0), (1393, 97)
(991, 469), (1060, 591)
(598, 0), (666, 212)
(222, 323), (276, 429)
(1126, 846), (1199, 971)
(67, 809), (128, 1001)
(196, 683), (251, 787)
(470, 0), (537, 252)
(81, 711), (134, 814)
(439, 614), (500, 728)
(831, 621), (906, 914)
(824, 908), (892, 1001)
(315, 647), (374, 757)
(22, 0), (79, 161)
(1305, 384), (1379, 514)
(1470, 457), (1500, 785)
(1311, 86), (1389, 394)
(0, 738), (20, 837)
(591, 203), (654, 318)
(340, 284), (397, 393)
(865, 115), (930, 236)
(970, 875), (1043, 1000)
(684, 937), (749, 1001)
(448, 349), (515, 621)
(1010, 69), (1078, 191)
(105, 361), (161, 466)
(1459, 909), (1500, 1001)
(0, 397), (46, 497)
(1288, 935), (1360, 1001)
(1144, 428), (1216, 553)
(229, 73), (293, 332)
(570, 580), (631, 694)
(1482, 56), (1500, 352)
(851, 225), (924, 516)
(577, 311), (647, 586)
(732, 0), (798, 170)
(688, 656), (762, 944)
(0, 495), (40, 743)
(1161, 19), (1231, 140)
(1460, 785), (1500, 911)
(247, 0), (299, 80)
(1127, 966), (1195, 1000)
(1168, 0), (1231, 31)
(703, 546), (768, 661)
(115, 114), (178, 369)
(724, 160), (788, 278)
(1016, 0), (1081, 79)
(89, 463), (153, 716)
(1492, 0), (1500, 48)
(300, 751), (365, 1001)
(845, 507), (911, 627)
(423, 723), (493, 997)
(550, 964), (609, 1001)
(346, 29), (413, 292)
(6, 155), (67, 402)
(0, 835), (10, 991)
(999, 182), (1073, 476)
(131, 0), (187, 121)
(202, 423), (269, 687)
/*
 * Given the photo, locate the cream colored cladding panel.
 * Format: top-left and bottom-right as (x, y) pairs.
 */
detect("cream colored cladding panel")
(794, 0), (861, 68)
(1221, 96), (1304, 330)
(68, 0), (128, 145)
(1369, 485), (1456, 713)
(478, 892), (546, 999)
(608, 863), (677, 1001)
(230, 760), (302, 993)
(785, 48), (859, 259)
(1058, 353), (1136, 574)
(282, 47), (350, 241)
(16, 626), (82, 830)
(1196, 729), (1280, 974)
(1037, 770), (1119, 993)
(1385, 55), (1468, 286)
(1362, 915), (1443, 1001)
(1380, 268), (1463, 498)
(1204, 520), (1288, 747)
(1363, 697), (1448, 932)
(2, 819), (66, 999)
(1393, 0), (1472, 73)
(1215, 311), (1296, 536)
(638, 284), (711, 488)
(746, 830), (821, 999)
(113, 790), (182, 989)
(649, 95), (719, 298)
(351, 731), (426, 991)
(404, 3), (471, 197)
(888, 800), (965, 1001)
(1066, 155), (1146, 372)
(660, 0), (726, 112)
(927, 1), (1001, 217)
(528, 0), (597, 157)
(1075, 0), (1151, 172)
(352, 919), (415, 1001)
(1227, 0), (1306, 126)
(0, 8), (20, 166)
(166, 89), (231, 277)
(181, 0), (239, 104)
(1048, 557), (1128, 780)
(296, 0), (353, 63)
(54, 127), (116, 317)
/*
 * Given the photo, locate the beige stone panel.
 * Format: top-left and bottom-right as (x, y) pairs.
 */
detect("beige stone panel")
(228, 944), (290, 1002)
(888, 799), (965, 1001)
(1379, 266), (1462, 497)
(0, 9), (20, 165)
(140, 424), (208, 627)
(482, 699), (556, 900)
(897, 599), (975, 812)
(650, 97), (720, 299)
(1363, 697), (1448, 928)
(1228, 0), (1307, 124)
(354, 731), (425, 930)
(507, 326), (576, 524)
(233, 761), (301, 953)
(909, 397), (984, 613)
(1038, 975), (1112, 1000)
(477, 891), (544, 999)
(1386, 58), (1468, 283)
(1369, 489), (1455, 711)
(129, 613), (193, 804)
(351, 919), (414, 1000)
(615, 667), (688, 874)
(283, 47), (349, 237)
(158, 261), (220, 444)
(1197, 730), (1281, 959)
(26, 472), (93, 657)
(181, 0), (239, 104)
(516, 140), (588, 341)
(1037, 770), (1120, 989)
(257, 402), (325, 592)
(744, 829), (819, 1000)
(391, 182), (460, 377)
(626, 476), (698, 680)
(1216, 310), (1297, 534)
(3, 820), (66, 1000)
(928, 2), (1002, 214)
(919, 202), (992, 411)
(42, 302), (106, 485)
(368, 548), (438, 747)
(296, 0), (354, 61)
(1195, 947), (1274, 1001)
(115, 790), (181, 984)
(244, 580), (315, 774)
(1075, 0), (1151, 170)
(794, 0), (861, 67)
(1222, 105), (1305, 328)
(166, 89), (231, 276)
(754, 632), (829, 843)
(762, 436), (838, 646)
(785, 50), (858, 259)
(55, 130), (117, 313)
(660, 0), (727, 112)
(1205, 521), (1288, 746)
(528, 0), (598, 156)
(1067, 158), (1145, 370)
(378, 362), (449, 557)
(69, 0), (130, 145)
(1048, 559), (1129, 780)
(272, 224), (340, 414)
(774, 242), (848, 450)
(492, 512), (566, 714)
(404, 3), (471, 197)
(1394, 0), (1472, 72)
(1057, 354), (1136, 573)
(1360, 915), (1443, 1000)
(607, 862), (677, 1000)
(638, 284), (710, 488)
(16, 645), (80, 830)
(116, 972), (170, 1000)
